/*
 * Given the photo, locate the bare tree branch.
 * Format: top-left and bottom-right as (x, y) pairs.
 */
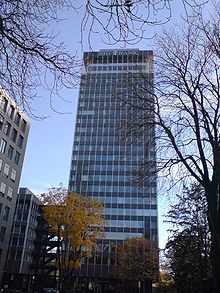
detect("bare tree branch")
(0, 0), (210, 116)
(0, 0), (80, 117)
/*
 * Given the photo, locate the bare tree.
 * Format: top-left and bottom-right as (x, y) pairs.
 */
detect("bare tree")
(81, 0), (209, 45)
(0, 0), (81, 116)
(118, 5), (220, 292)
(154, 17), (220, 293)
(0, 0), (209, 115)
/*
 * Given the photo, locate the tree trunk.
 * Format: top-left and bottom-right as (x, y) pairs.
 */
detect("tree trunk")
(57, 227), (62, 292)
(206, 187), (220, 293)
(210, 229), (220, 292)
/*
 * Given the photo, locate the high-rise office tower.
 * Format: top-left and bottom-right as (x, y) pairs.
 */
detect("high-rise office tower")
(0, 89), (30, 284)
(69, 49), (157, 280)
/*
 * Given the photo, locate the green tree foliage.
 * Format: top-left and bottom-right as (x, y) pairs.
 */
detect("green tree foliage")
(164, 184), (211, 292)
(166, 235), (205, 293)
(42, 187), (107, 290)
(165, 184), (209, 239)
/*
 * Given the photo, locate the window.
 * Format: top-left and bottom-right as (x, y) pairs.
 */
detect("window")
(3, 206), (10, 221)
(3, 122), (11, 136)
(8, 105), (15, 119)
(0, 114), (4, 130)
(0, 226), (6, 242)
(18, 238), (24, 245)
(24, 200), (30, 210)
(14, 225), (20, 233)
(20, 119), (27, 133)
(12, 237), (18, 246)
(20, 226), (26, 233)
(7, 187), (13, 199)
(0, 97), (8, 112)
(7, 145), (14, 159)
(16, 213), (21, 221)
(16, 251), (22, 259)
(0, 139), (7, 154)
(18, 201), (23, 211)
(17, 135), (24, 149)
(14, 151), (20, 165)
(15, 112), (21, 126)
(3, 163), (10, 177)
(11, 128), (18, 143)
(9, 251), (16, 259)
(11, 169), (16, 181)
(22, 213), (28, 221)
(0, 159), (3, 171)
(0, 182), (6, 196)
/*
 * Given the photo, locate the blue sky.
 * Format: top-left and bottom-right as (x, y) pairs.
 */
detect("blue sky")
(19, 1), (211, 249)
(19, 4), (165, 193)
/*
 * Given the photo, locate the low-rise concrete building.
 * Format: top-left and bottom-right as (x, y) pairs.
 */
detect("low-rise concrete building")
(0, 89), (30, 284)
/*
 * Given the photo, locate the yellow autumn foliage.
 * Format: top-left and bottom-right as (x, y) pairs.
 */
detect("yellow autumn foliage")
(43, 190), (107, 276)
(111, 237), (159, 282)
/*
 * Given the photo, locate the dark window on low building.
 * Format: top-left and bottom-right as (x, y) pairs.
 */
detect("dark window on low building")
(0, 114), (4, 130)
(11, 128), (18, 143)
(8, 105), (15, 119)
(7, 145), (14, 160)
(15, 113), (21, 126)
(3, 206), (10, 221)
(14, 151), (20, 165)
(0, 97), (8, 112)
(3, 122), (11, 136)
(20, 119), (27, 133)
(0, 226), (6, 241)
(17, 135), (24, 149)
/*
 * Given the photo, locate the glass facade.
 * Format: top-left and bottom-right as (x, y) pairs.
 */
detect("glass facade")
(69, 49), (157, 278)
(4, 188), (42, 275)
